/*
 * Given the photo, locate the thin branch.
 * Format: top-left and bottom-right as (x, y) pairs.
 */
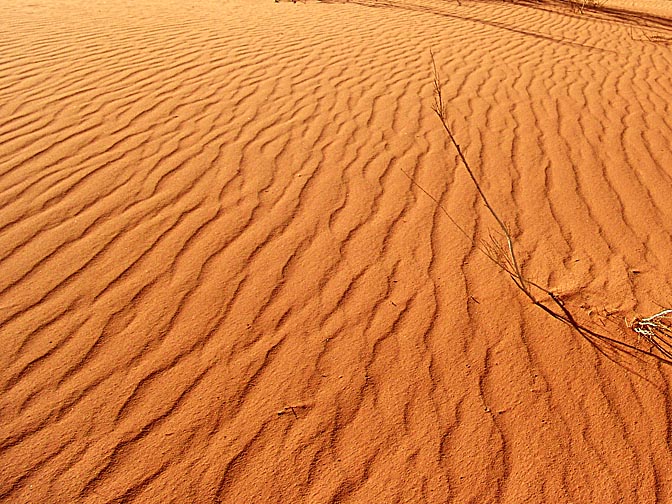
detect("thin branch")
(426, 49), (672, 367)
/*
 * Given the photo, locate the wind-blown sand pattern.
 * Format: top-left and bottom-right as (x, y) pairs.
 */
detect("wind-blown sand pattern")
(2, 0), (672, 502)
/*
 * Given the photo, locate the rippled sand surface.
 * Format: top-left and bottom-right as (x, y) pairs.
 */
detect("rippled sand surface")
(2, 0), (672, 502)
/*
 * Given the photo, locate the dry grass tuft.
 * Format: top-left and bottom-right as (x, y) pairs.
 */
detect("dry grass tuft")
(420, 50), (672, 368)
(628, 310), (672, 360)
(569, 0), (609, 14)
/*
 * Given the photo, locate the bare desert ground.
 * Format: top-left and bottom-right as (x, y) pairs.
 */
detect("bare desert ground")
(2, 0), (672, 502)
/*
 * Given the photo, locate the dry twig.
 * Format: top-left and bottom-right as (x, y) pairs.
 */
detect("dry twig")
(628, 310), (672, 360)
(629, 27), (672, 45)
(422, 50), (672, 367)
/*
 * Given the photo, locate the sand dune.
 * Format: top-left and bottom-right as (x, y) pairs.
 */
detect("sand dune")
(2, 0), (672, 501)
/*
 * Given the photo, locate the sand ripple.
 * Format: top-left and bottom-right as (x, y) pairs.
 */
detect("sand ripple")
(1, 0), (672, 502)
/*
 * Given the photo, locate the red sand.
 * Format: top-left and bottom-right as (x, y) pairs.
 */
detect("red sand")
(2, 0), (672, 502)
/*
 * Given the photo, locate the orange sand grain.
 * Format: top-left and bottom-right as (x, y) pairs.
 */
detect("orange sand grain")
(1, 0), (672, 502)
